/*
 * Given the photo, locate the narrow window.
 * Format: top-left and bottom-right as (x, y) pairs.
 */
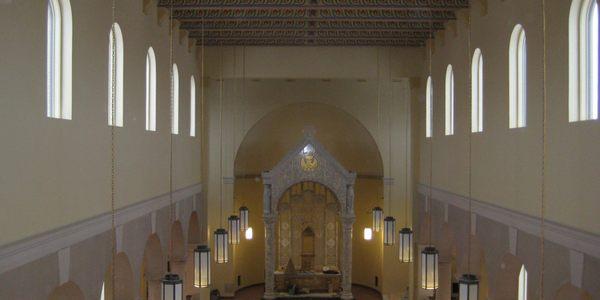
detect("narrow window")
(426, 76), (433, 138)
(171, 63), (180, 134)
(190, 76), (196, 137)
(46, 0), (72, 120)
(569, 0), (599, 121)
(145, 47), (157, 131)
(509, 25), (527, 128)
(471, 49), (484, 132)
(518, 265), (528, 300)
(108, 23), (124, 127)
(445, 65), (455, 135)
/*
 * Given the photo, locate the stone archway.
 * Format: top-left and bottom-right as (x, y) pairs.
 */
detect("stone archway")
(262, 131), (356, 299)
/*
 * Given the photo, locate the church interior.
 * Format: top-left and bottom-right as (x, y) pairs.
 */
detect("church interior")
(0, 0), (599, 299)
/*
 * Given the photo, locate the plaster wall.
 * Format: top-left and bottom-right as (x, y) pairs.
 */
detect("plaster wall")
(0, 0), (202, 247)
(416, 0), (600, 235)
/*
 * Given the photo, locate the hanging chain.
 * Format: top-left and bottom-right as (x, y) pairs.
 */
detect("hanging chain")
(427, 3), (434, 247)
(110, 0), (117, 298)
(219, 43), (224, 227)
(200, 15), (206, 243)
(388, 49), (393, 214)
(168, 0), (174, 270)
(540, 0), (548, 296)
(466, 8), (473, 276)
(404, 71), (410, 227)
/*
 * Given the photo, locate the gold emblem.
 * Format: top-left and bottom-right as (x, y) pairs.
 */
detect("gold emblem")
(300, 144), (318, 171)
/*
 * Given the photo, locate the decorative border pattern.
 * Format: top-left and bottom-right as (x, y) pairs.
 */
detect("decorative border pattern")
(417, 184), (600, 259)
(0, 183), (202, 274)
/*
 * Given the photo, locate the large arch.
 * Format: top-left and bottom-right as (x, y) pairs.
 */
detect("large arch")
(234, 102), (383, 178)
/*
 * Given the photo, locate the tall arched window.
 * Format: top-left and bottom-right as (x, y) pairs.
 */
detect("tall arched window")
(108, 23), (124, 127)
(145, 47), (157, 131)
(445, 65), (455, 135)
(171, 63), (180, 134)
(518, 265), (528, 300)
(46, 0), (72, 120)
(509, 25), (527, 128)
(471, 48), (484, 133)
(190, 76), (196, 137)
(569, 0), (599, 121)
(426, 76), (433, 138)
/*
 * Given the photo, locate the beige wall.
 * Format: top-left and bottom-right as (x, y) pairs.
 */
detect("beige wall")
(0, 1), (202, 246)
(417, 0), (600, 235)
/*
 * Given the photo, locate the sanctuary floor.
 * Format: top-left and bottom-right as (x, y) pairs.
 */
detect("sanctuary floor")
(232, 284), (382, 300)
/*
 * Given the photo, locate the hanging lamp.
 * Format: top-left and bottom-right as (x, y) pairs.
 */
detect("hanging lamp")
(214, 42), (229, 264)
(194, 19), (211, 289)
(245, 226), (254, 240)
(372, 207), (383, 232)
(421, 5), (438, 291)
(399, 63), (413, 262)
(363, 227), (373, 241)
(161, 273), (183, 300)
(161, 1), (183, 298)
(229, 215), (241, 245)
(239, 206), (249, 233)
(459, 7), (479, 300)
(383, 57), (397, 246)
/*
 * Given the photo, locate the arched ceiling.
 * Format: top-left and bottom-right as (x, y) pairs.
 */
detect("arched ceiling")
(235, 102), (383, 177)
(157, 0), (469, 46)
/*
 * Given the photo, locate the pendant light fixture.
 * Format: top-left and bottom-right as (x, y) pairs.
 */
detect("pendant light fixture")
(458, 6), (481, 299)
(228, 214), (241, 245)
(371, 48), (384, 235)
(372, 207), (383, 233)
(363, 227), (373, 241)
(214, 42), (229, 264)
(421, 4), (439, 291)
(239, 206), (249, 233)
(194, 18), (211, 289)
(399, 59), (413, 262)
(383, 50), (397, 246)
(161, 1), (183, 298)
(162, 274), (183, 300)
(245, 227), (254, 240)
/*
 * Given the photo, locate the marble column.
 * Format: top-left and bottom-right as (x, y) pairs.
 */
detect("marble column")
(340, 183), (355, 299)
(262, 181), (277, 299)
(340, 214), (355, 299)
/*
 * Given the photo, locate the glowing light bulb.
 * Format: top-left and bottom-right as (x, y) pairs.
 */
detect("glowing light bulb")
(245, 227), (253, 240)
(363, 228), (373, 240)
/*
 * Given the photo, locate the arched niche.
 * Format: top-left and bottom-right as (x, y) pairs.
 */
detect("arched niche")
(103, 252), (135, 300)
(555, 283), (592, 300)
(492, 253), (525, 300)
(48, 281), (85, 300)
(141, 234), (164, 300)
(262, 132), (356, 299)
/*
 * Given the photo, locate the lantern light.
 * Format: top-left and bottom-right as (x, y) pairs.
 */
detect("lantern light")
(194, 245), (211, 288)
(239, 206), (249, 233)
(228, 215), (240, 245)
(421, 246), (439, 290)
(214, 228), (228, 263)
(372, 207), (383, 232)
(363, 227), (373, 240)
(399, 227), (414, 263)
(383, 216), (396, 246)
(459, 274), (479, 300)
(161, 273), (183, 300)
(245, 227), (253, 240)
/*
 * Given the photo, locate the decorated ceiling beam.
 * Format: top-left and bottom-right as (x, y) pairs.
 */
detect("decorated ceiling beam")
(180, 20), (445, 30)
(172, 9), (457, 20)
(197, 37), (426, 47)
(158, 0), (469, 9)
(189, 29), (433, 39)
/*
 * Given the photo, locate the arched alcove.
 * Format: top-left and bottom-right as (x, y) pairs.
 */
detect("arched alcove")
(48, 281), (84, 300)
(493, 253), (525, 299)
(554, 283), (592, 300)
(103, 252), (135, 300)
(187, 211), (202, 245)
(141, 234), (164, 300)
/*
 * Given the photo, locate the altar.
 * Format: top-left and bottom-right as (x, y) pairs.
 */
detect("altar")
(262, 132), (356, 299)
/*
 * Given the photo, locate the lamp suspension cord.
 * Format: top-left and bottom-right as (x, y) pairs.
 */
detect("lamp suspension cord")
(427, 4), (433, 247)
(466, 8), (473, 276)
(404, 68), (410, 227)
(168, 0), (175, 270)
(219, 43), (224, 227)
(388, 49), (393, 215)
(110, 0), (117, 298)
(540, 0), (548, 296)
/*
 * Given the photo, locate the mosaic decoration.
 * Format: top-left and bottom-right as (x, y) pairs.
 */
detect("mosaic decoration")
(157, 0), (468, 46)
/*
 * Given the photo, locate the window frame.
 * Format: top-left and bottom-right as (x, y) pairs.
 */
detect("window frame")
(145, 47), (157, 131)
(108, 22), (124, 127)
(171, 63), (180, 135)
(509, 24), (527, 128)
(518, 265), (528, 300)
(471, 48), (484, 133)
(190, 76), (196, 137)
(445, 65), (455, 135)
(426, 76), (433, 138)
(46, 0), (72, 120)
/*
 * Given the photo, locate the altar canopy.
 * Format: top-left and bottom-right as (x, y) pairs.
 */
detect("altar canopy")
(262, 132), (356, 299)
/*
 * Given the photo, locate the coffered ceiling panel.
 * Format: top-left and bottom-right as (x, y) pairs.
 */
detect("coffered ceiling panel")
(157, 0), (469, 46)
